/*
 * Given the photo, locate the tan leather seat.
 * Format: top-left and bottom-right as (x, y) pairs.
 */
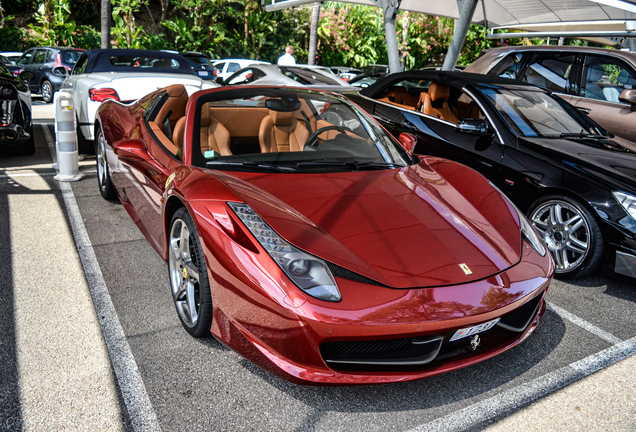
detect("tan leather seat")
(149, 84), (189, 155)
(418, 83), (458, 124)
(258, 109), (309, 153)
(173, 117), (186, 151)
(199, 103), (231, 156)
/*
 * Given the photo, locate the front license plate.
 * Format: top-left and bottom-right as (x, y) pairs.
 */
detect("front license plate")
(198, 71), (209, 76)
(449, 318), (500, 342)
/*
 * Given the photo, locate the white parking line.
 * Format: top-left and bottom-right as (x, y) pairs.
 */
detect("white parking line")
(42, 124), (162, 432)
(547, 303), (622, 344)
(0, 170), (96, 179)
(405, 303), (633, 432)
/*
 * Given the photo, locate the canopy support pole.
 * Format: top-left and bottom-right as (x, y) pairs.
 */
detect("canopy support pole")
(442, 0), (479, 71)
(372, 0), (402, 73)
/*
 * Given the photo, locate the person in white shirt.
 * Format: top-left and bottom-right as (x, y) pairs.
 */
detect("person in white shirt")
(277, 45), (296, 66)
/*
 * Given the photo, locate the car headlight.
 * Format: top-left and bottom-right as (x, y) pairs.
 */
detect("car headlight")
(488, 182), (546, 257)
(518, 209), (547, 257)
(228, 202), (341, 302)
(613, 191), (636, 222)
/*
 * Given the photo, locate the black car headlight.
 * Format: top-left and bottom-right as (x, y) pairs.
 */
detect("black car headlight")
(613, 191), (636, 222)
(228, 202), (341, 302)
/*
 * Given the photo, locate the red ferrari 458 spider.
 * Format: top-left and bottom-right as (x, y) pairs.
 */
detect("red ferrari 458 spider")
(95, 84), (554, 385)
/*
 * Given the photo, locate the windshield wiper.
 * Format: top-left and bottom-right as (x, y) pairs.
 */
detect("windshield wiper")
(206, 160), (296, 172)
(296, 161), (403, 171)
(558, 132), (612, 139)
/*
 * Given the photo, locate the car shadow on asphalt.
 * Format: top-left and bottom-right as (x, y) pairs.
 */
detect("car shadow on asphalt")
(564, 274), (636, 304)
(235, 308), (568, 429)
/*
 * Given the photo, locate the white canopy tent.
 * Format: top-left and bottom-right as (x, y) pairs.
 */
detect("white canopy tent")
(262, 0), (636, 70)
(265, 0), (636, 28)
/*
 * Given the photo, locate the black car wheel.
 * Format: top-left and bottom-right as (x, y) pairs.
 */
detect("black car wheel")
(41, 80), (53, 103)
(527, 194), (604, 278)
(168, 208), (213, 338)
(95, 127), (117, 200)
(76, 118), (92, 155)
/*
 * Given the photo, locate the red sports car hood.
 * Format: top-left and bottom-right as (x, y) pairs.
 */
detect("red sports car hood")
(217, 157), (522, 288)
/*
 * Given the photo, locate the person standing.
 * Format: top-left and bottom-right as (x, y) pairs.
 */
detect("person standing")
(277, 45), (296, 65)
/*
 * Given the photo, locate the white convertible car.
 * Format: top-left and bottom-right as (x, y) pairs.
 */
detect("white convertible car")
(57, 49), (217, 154)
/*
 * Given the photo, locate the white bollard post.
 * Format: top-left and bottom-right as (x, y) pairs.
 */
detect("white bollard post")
(54, 90), (85, 182)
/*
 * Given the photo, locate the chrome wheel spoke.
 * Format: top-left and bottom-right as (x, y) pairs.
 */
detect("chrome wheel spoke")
(553, 247), (565, 269)
(185, 262), (200, 284)
(532, 218), (548, 232)
(569, 218), (584, 233)
(180, 225), (190, 259)
(174, 279), (186, 301)
(567, 237), (588, 255)
(186, 282), (198, 324)
(549, 203), (563, 225)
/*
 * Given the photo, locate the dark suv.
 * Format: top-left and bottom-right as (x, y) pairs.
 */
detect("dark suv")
(465, 46), (636, 142)
(18, 47), (85, 103)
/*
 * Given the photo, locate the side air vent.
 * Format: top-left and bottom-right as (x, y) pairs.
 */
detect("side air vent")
(320, 336), (443, 366)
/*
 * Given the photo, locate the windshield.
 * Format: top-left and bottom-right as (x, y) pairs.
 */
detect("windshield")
(279, 67), (342, 85)
(479, 86), (603, 137)
(191, 88), (414, 172)
(185, 56), (213, 67)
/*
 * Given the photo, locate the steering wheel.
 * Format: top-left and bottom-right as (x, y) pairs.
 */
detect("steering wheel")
(304, 125), (347, 149)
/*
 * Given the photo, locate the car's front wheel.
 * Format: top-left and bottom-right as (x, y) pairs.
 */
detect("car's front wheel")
(41, 80), (53, 103)
(95, 127), (117, 200)
(527, 194), (604, 278)
(168, 208), (213, 338)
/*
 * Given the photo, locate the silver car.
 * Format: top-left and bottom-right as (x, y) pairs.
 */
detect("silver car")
(220, 64), (358, 92)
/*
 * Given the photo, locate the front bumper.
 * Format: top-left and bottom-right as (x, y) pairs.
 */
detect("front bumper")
(203, 228), (554, 385)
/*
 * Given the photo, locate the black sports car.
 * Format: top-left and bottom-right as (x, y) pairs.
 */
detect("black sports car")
(346, 70), (636, 279)
(0, 63), (34, 155)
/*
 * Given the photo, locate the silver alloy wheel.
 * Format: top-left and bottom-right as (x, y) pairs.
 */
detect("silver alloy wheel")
(41, 81), (52, 102)
(96, 131), (107, 192)
(169, 218), (201, 328)
(529, 200), (592, 273)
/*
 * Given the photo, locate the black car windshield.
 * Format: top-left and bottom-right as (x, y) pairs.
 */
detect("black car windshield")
(479, 86), (600, 137)
(191, 88), (414, 172)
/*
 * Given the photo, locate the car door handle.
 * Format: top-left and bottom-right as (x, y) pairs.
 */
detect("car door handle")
(38, 67), (43, 71)
(577, 107), (591, 114)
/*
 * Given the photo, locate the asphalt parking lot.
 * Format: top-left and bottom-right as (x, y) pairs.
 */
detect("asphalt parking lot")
(1, 113), (636, 431)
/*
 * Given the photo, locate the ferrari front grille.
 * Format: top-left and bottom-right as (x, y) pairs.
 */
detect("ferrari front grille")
(320, 336), (443, 366)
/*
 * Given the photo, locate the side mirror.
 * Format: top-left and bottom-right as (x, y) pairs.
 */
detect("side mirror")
(52, 66), (69, 76)
(113, 139), (150, 161)
(619, 89), (636, 110)
(398, 132), (418, 153)
(214, 76), (225, 85)
(19, 71), (34, 81)
(455, 118), (492, 136)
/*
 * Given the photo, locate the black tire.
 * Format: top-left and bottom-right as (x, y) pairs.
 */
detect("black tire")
(76, 119), (93, 155)
(168, 208), (213, 338)
(95, 127), (117, 200)
(527, 194), (604, 278)
(41, 80), (53, 103)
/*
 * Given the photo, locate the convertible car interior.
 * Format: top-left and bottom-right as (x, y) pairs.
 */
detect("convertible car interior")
(376, 80), (484, 123)
(146, 84), (370, 163)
